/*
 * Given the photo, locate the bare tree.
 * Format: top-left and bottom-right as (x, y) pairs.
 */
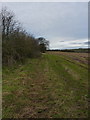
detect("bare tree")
(1, 7), (21, 40)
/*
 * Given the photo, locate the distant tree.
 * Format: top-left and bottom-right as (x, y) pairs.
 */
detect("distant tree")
(39, 43), (46, 53)
(37, 37), (49, 53)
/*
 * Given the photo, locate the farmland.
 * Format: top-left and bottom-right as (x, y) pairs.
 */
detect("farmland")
(2, 52), (88, 118)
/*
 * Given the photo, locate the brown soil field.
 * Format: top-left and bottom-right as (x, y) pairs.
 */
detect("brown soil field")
(47, 51), (89, 65)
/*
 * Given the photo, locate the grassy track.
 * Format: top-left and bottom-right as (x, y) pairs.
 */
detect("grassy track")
(2, 53), (88, 118)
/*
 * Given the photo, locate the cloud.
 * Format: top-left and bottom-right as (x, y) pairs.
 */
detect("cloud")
(50, 37), (88, 49)
(0, 2), (88, 49)
(84, 41), (90, 44)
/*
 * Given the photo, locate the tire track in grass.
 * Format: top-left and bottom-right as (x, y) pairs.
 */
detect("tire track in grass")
(59, 55), (88, 118)
(46, 53), (88, 118)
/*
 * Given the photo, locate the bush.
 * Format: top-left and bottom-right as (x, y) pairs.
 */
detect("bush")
(1, 7), (41, 66)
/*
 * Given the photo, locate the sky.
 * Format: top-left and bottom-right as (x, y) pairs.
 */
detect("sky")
(1, 0), (89, 2)
(0, 2), (88, 49)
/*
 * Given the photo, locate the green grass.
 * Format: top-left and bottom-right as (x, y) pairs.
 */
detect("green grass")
(2, 53), (88, 118)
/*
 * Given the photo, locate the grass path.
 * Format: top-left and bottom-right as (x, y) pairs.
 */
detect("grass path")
(2, 53), (88, 118)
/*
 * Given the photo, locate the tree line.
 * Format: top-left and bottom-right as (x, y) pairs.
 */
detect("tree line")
(1, 7), (49, 66)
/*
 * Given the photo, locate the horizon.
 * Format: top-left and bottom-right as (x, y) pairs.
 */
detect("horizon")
(48, 48), (89, 50)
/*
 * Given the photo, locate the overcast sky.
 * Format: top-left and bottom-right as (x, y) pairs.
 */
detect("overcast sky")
(0, 2), (88, 49)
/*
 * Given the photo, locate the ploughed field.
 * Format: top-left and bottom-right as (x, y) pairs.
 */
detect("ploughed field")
(3, 52), (88, 118)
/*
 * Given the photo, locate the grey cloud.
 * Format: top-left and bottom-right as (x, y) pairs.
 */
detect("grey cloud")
(60, 41), (64, 42)
(84, 41), (90, 44)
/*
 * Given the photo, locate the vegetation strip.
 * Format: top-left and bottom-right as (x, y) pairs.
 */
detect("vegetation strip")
(3, 53), (88, 118)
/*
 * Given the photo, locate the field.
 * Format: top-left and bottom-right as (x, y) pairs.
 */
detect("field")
(2, 52), (88, 118)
